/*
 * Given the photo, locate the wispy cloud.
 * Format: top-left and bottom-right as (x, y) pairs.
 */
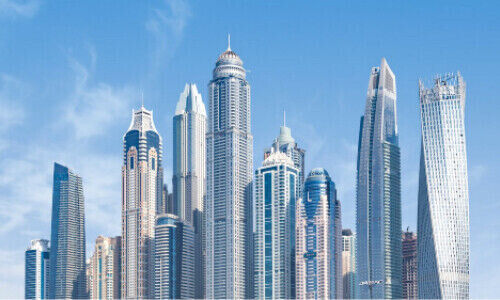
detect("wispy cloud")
(145, 0), (191, 79)
(0, 0), (40, 18)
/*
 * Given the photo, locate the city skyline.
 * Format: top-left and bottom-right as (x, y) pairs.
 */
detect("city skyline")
(1, 1), (497, 298)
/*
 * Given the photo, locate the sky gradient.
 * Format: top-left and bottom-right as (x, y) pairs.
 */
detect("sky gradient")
(0, 0), (498, 298)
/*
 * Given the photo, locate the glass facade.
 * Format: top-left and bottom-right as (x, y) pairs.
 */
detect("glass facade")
(121, 107), (163, 299)
(296, 168), (342, 299)
(205, 41), (253, 299)
(25, 239), (50, 300)
(356, 58), (402, 299)
(49, 163), (86, 299)
(254, 152), (298, 299)
(417, 73), (469, 299)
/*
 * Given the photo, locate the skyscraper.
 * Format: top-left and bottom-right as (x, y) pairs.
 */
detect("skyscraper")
(88, 236), (121, 299)
(49, 163), (86, 299)
(205, 37), (253, 299)
(25, 239), (50, 300)
(296, 168), (342, 299)
(122, 106), (163, 299)
(342, 229), (356, 299)
(254, 152), (298, 299)
(173, 83), (206, 298)
(417, 73), (469, 299)
(154, 214), (195, 299)
(264, 112), (305, 195)
(402, 229), (417, 299)
(356, 58), (402, 298)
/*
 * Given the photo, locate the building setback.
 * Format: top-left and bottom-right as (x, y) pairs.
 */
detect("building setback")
(205, 37), (253, 299)
(295, 168), (342, 299)
(342, 229), (356, 299)
(88, 236), (121, 299)
(122, 106), (163, 299)
(48, 163), (86, 299)
(25, 239), (50, 299)
(356, 58), (402, 298)
(402, 229), (417, 299)
(154, 214), (195, 299)
(417, 73), (469, 298)
(254, 152), (298, 299)
(173, 83), (206, 298)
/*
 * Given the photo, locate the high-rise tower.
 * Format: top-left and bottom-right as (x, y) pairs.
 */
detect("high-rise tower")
(88, 236), (121, 299)
(173, 83), (206, 298)
(48, 163), (86, 299)
(295, 168), (342, 299)
(254, 152), (298, 299)
(122, 106), (163, 299)
(402, 229), (417, 299)
(342, 229), (356, 299)
(205, 37), (253, 299)
(25, 239), (50, 300)
(356, 58), (402, 298)
(417, 73), (469, 299)
(264, 112), (305, 196)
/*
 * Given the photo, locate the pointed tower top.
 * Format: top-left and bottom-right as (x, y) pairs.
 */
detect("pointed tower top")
(227, 33), (231, 51)
(283, 109), (286, 127)
(141, 90), (144, 108)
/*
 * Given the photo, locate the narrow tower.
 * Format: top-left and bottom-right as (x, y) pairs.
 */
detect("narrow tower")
(172, 83), (206, 297)
(254, 152), (298, 299)
(25, 239), (50, 300)
(417, 73), (469, 298)
(49, 163), (86, 299)
(121, 106), (163, 299)
(356, 58), (402, 298)
(205, 37), (253, 299)
(295, 168), (342, 299)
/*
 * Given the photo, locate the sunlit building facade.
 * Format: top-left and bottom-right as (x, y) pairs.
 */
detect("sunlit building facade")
(254, 152), (298, 299)
(356, 58), (402, 298)
(173, 83), (206, 298)
(49, 163), (87, 299)
(25, 239), (50, 299)
(88, 236), (121, 299)
(342, 229), (356, 299)
(154, 214), (195, 299)
(417, 73), (469, 299)
(205, 38), (253, 299)
(122, 106), (163, 299)
(296, 168), (342, 299)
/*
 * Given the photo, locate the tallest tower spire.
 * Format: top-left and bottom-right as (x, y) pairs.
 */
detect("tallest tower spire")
(227, 33), (231, 51)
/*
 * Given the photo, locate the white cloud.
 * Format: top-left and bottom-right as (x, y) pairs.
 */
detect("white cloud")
(0, 0), (40, 18)
(145, 0), (191, 78)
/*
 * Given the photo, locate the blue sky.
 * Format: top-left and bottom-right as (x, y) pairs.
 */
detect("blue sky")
(0, 0), (498, 298)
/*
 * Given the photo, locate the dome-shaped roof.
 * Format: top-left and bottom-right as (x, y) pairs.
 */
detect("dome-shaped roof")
(262, 151), (294, 167)
(216, 49), (243, 66)
(308, 168), (330, 178)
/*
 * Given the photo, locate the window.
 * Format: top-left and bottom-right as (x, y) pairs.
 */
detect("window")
(130, 157), (134, 169)
(152, 158), (156, 170)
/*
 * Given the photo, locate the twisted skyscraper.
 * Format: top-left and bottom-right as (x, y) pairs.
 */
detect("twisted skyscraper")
(121, 106), (163, 299)
(205, 37), (253, 299)
(417, 73), (469, 298)
(356, 58), (402, 298)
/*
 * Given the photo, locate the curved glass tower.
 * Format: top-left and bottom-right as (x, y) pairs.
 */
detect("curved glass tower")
(205, 38), (253, 299)
(295, 168), (342, 299)
(356, 58), (402, 298)
(417, 73), (469, 299)
(254, 152), (298, 299)
(121, 106), (163, 299)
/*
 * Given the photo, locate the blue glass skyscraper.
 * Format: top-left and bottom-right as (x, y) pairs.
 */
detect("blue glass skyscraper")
(25, 239), (50, 299)
(48, 163), (86, 299)
(356, 58), (402, 299)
